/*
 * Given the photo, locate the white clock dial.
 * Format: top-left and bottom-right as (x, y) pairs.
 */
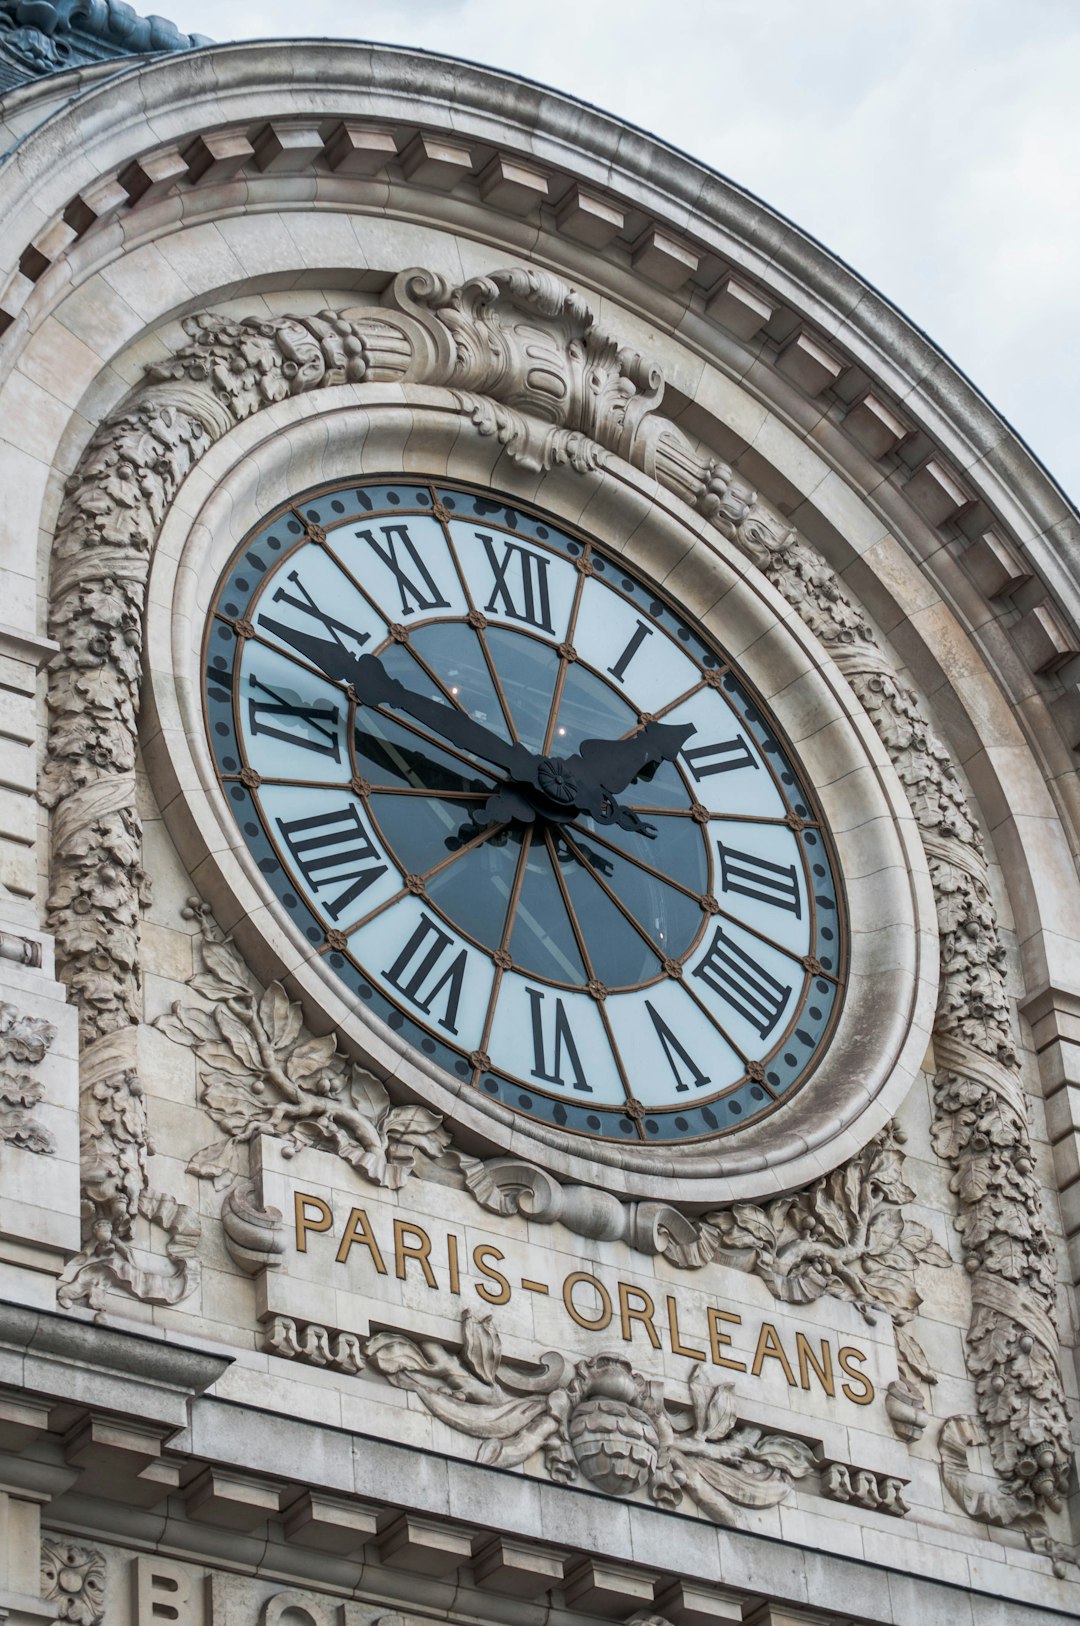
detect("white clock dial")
(205, 479), (845, 1144)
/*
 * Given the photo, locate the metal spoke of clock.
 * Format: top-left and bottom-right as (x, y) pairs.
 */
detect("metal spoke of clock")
(542, 827), (643, 1136)
(540, 550), (588, 757)
(564, 818), (709, 906)
(347, 691), (508, 788)
(556, 829), (670, 981)
(416, 817), (511, 886)
(474, 826), (533, 1067)
(430, 494), (523, 742)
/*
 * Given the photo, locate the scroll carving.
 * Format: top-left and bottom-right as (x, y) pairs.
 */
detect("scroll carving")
(44, 264), (1070, 1519)
(0, 1001), (55, 1154)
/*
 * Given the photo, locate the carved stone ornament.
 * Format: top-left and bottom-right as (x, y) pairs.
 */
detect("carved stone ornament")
(0, 999), (56, 1154)
(370, 1307), (816, 1522)
(40, 1535), (106, 1626)
(153, 899), (449, 1204)
(43, 264), (1071, 1519)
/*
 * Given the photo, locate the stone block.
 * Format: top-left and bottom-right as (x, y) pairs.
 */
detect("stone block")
(376, 1512), (473, 1576)
(563, 1558), (655, 1615)
(556, 185), (624, 247)
(185, 1466), (280, 1530)
(184, 131), (255, 185)
(477, 154), (549, 214)
(705, 272), (775, 339)
(1011, 602), (1078, 674)
(903, 457), (974, 525)
(324, 124), (397, 177)
(962, 528), (1031, 598)
(119, 146), (188, 205)
(776, 329), (845, 396)
(631, 227), (699, 290)
(400, 132), (473, 189)
(843, 390), (911, 459)
(252, 125), (324, 174)
(0, 1396), (48, 1451)
(473, 1535), (565, 1598)
(281, 1489), (378, 1555)
(64, 175), (128, 235)
(655, 1578), (745, 1623)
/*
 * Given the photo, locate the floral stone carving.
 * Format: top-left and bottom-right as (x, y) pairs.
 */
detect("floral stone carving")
(154, 900), (449, 1192)
(0, 1000), (56, 1154)
(42, 263), (1070, 1517)
(40, 1536), (106, 1625)
(365, 1309), (815, 1522)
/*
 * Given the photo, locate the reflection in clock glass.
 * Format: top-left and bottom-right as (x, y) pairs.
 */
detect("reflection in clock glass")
(207, 477), (846, 1145)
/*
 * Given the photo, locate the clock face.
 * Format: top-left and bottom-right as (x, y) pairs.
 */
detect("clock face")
(204, 479), (846, 1145)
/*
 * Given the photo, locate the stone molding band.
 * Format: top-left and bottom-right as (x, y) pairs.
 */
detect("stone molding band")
(41, 265), (1071, 1518)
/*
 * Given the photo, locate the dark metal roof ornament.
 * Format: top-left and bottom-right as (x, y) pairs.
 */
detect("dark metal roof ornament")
(0, 0), (209, 91)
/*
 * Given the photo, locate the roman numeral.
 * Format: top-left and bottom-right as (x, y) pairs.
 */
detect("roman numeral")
(481, 536), (555, 633)
(528, 988), (592, 1092)
(258, 569), (370, 653)
(683, 736), (758, 780)
(607, 619), (653, 683)
(358, 524), (451, 616)
(276, 804), (388, 921)
(247, 675), (341, 760)
(717, 842), (801, 917)
(383, 912), (468, 1034)
(692, 927), (790, 1038)
(644, 1000), (710, 1092)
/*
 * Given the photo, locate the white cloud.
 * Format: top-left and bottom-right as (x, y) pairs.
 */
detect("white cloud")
(175, 0), (1080, 502)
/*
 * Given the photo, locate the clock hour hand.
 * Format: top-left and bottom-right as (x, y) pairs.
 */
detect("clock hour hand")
(573, 719), (696, 795)
(265, 621), (535, 779)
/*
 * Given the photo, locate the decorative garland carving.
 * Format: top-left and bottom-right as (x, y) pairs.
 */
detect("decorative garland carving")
(40, 1536), (106, 1625)
(154, 901), (449, 1194)
(0, 1000), (56, 1154)
(43, 264), (1070, 1518)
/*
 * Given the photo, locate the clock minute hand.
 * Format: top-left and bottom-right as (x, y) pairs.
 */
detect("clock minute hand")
(265, 620), (535, 779)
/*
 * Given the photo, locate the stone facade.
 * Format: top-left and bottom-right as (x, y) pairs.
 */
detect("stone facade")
(0, 11), (1077, 1626)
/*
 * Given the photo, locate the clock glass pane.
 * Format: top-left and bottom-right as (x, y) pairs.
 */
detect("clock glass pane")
(204, 479), (846, 1144)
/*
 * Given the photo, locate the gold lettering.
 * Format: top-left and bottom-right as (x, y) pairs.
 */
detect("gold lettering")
(294, 1192), (332, 1253)
(838, 1345), (874, 1405)
(666, 1295), (706, 1360)
(706, 1306), (745, 1371)
(335, 1206), (387, 1272)
(795, 1332), (834, 1396)
(473, 1244), (511, 1305)
(618, 1282), (661, 1349)
(750, 1321), (797, 1386)
(447, 1232), (461, 1295)
(562, 1270), (612, 1331)
(393, 1220), (437, 1287)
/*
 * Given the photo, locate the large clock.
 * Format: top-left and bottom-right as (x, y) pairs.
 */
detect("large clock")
(203, 477), (846, 1146)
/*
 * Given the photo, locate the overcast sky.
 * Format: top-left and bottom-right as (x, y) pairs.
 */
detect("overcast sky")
(177, 0), (1080, 507)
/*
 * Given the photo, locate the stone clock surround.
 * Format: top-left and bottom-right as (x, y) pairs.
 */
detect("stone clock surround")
(146, 392), (937, 1199)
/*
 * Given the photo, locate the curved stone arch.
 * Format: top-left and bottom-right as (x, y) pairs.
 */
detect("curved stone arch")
(38, 266), (1072, 1525)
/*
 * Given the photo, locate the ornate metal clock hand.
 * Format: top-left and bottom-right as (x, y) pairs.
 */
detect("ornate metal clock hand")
(562, 720), (696, 836)
(263, 621), (536, 779)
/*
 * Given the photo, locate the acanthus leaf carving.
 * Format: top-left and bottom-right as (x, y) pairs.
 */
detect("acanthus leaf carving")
(0, 1000), (56, 1155)
(153, 900), (450, 1197)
